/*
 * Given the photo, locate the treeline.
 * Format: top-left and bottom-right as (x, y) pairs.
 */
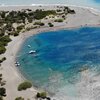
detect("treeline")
(0, 9), (57, 24)
(0, 35), (11, 54)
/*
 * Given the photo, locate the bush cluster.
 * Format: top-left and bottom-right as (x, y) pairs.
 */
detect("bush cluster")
(34, 9), (56, 20)
(48, 23), (54, 27)
(0, 96), (3, 100)
(34, 22), (45, 26)
(0, 35), (11, 54)
(55, 19), (63, 22)
(15, 97), (24, 100)
(0, 88), (6, 97)
(36, 92), (47, 99)
(18, 81), (32, 91)
(0, 57), (6, 63)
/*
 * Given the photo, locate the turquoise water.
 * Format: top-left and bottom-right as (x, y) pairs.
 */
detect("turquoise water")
(17, 27), (100, 95)
(0, 0), (100, 9)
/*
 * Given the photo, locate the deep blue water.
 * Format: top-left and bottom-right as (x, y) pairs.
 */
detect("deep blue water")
(17, 27), (100, 93)
(94, 0), (100, 3)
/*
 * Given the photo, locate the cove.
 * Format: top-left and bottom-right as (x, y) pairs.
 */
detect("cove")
(17, 27), (100, 96)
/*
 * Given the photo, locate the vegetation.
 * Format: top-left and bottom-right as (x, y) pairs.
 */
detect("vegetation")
(15, 97), (24, 100)
(0, 7), (75, 56)
(36, 92), (47, 99)
(34, 9), (56, 20)
(0, 74), (2, 77)
(56, 9), (62, 12)
(64, 6), (75, 14)
(0, 35), (11, 54)
(34, 22), (45, 26)
(48, 23), (54, 27)
(18, 81), (32, 91)
(0, 35), (11, 46)
(0, 73), (6, 87)
(55, 19), (63, 22)
(0, 96), (3, 100)
(17, 25), (25, 32)
(0, 88), (6, 97)
(0, 74), (2, 83)
(10, 31), (19, 36)
(0, 57), (6, 63)
(0, 46), (6, 54)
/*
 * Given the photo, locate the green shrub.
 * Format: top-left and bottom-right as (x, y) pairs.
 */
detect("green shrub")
(34, 9), (56, 20)
(18, 81), (32, 91)
(0, 35), (11, 43)
(0, 57), (6, 63)
(27, 17), (33, 23)
(0, 88), (6, 97)
(0, 46), (6, 54)
(48, 23), (54, 27)
(0, 96), (3, 100)
(2, 57), (6, 61)
(0, 35), (12, 46)
(15, 97), (24, 100)
(0, 32), (4, 37)
(1, 81), (6, 86)
(0, 74), (2, 77)
(56, 9), (62, 12)
(54, 19), (63, 22)
(36, 92), (47, 99)
(0, 77), (2, 82)
(17, 25), (25, 32)
(34, 22), (45, 26)
(9, 31), (19, 36)
(0, 35), (11, 54)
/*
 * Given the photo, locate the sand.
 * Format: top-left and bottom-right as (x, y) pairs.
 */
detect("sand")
(0, 5), (100, 100)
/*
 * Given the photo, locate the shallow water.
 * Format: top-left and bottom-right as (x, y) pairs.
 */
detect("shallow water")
(17, 27), (100, 99)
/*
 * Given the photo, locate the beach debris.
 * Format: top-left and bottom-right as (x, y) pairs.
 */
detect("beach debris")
(29, 50), (36, 54)
(15, 62), (20, 66)
(28, 45), (31, 48)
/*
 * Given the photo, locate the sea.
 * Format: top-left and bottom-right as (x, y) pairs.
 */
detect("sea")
(0, 0), (100, 10)
(17, 27), (100, 100)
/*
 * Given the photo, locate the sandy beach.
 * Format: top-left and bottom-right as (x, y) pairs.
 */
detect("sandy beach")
(0, 5), (100, 100)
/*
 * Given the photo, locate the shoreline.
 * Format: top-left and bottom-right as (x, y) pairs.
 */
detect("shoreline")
(0, 4), (100, 17)
(0, 5), (100, 100)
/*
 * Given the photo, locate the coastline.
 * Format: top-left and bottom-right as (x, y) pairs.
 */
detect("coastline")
(0, 5), (100, 100)
(0, 4), (100, 14)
